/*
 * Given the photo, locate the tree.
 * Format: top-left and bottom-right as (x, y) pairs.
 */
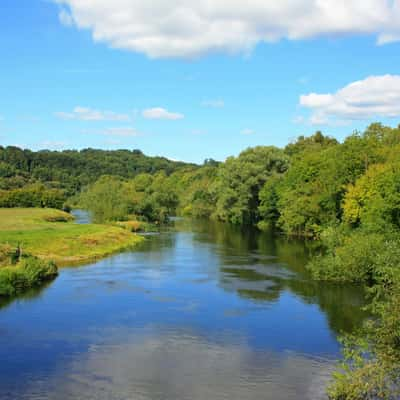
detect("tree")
(214, 146), (289, 225)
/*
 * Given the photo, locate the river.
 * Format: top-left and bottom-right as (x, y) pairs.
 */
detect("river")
(0, 218), (366, 400)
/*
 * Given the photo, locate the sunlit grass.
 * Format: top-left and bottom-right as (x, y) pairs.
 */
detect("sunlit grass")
(0, 208), (144, 266)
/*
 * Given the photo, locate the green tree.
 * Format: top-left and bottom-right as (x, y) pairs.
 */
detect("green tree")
(214, 146), (289, 225)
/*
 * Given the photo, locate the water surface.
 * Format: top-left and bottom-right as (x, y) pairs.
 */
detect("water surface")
(0, 220), (366, 400)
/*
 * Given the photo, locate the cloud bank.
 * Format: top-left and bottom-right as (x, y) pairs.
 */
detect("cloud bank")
(55, 106), (130, 121)
(300, 75), (400, 125)
(142, 107), (184, 120)
(55, 0), (400, 58)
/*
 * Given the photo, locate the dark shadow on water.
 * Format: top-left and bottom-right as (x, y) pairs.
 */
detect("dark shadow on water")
(0, 280), (54, 310)
(176, 219), (368, 334)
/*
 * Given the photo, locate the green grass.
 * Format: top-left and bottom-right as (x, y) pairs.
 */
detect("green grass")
(0, 256), (58, 297)
(0, 208), (145, 266)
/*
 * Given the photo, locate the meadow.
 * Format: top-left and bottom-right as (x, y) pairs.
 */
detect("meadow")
(0, 208), (144, 297)
(0, 208), (144, 266)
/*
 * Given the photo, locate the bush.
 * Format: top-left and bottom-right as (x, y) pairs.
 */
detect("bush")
(0, 256), (58, 297)
(307, 228), (400, 284)
(328, 287), (400, 399)
(115, 220), (143, 232)
(0, 184), (66, 209)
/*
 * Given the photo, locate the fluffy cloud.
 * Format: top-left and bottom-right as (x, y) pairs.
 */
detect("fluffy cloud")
(241, 128), (255, 135)
(300, 75), (400, 125)
(32, 328), (334, 400)
(142, 107), (184, 120)
(55, 0), (400, 58)
(101, 127), (140, 137)
(55, 106), (130, 121)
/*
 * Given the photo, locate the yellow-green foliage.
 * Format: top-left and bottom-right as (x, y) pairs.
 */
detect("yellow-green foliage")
(0, 208), (144, 265)
(343, 161), (400, 229)
(0, 244), (13, 267)
(115, 220), (143, 232)
(328, 288), (400, 399)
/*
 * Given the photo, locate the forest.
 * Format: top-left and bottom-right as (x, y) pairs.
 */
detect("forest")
(1, 122), (400, 398)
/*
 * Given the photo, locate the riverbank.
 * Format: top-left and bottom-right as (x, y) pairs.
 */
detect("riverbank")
(0, 256), (58, 297)
(0, 208), (145, 296)
(0, 208), (145, 265)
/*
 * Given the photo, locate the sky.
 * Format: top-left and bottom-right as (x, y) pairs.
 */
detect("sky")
(0, 0), (400, 163)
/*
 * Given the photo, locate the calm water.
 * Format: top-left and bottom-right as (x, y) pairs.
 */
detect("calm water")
(0, 219), (366, 400)
(71, 209), (93, 224)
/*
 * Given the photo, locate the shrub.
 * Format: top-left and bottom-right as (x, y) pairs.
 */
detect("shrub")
(308, 228), (400, 284)
(328, 287), (400, 399)
(0, 256), (58, 297)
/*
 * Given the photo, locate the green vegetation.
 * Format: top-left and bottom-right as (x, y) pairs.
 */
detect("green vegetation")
(0, 146), (195, 207)
(213, 146), (288, 225)
(0, 183), (66, 209)
(0, 256), (58, 297)
(0, 208), (144, 297)
(0, 208), (144, 265)
(78, 173), (179, 224)
(328, 289), (400, 400)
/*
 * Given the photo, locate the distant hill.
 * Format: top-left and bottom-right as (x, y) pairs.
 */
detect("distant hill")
(0, 146), (197, 194)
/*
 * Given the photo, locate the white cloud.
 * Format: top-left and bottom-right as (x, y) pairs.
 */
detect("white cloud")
(59, 8), (74, 26)
(55, 106), (130, 121)
(300, 75), (400, 125)
(101, 127), (140, 137)
(142, 107), (184, 120)
(30, 328), (334, 400)
(55, 0), (400, 58)
(201, 99), (225, 108)
(241, 128), (254, 135)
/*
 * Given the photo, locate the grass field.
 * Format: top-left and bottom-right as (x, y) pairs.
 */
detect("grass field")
(0, 208), (145, 266)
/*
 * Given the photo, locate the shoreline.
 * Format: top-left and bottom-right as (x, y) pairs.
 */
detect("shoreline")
(0, 208), (145, 297)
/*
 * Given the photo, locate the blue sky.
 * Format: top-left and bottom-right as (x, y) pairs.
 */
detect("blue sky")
(1, 0), (400, 163)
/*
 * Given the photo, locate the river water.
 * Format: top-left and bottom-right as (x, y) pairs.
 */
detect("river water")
(0, 219), (366, 400)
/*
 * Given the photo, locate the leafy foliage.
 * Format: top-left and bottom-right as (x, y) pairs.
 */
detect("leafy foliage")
(0, 146), (195, 205)
(0, 256), (58, 297)
(213, 146), (289, 225)
(0, 184), (66, 209)
(328, 286), (400, 400)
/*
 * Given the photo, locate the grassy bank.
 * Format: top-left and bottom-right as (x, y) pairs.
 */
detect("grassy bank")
(0, 208), (145, 297)
(0, 256), (58, 297)
(0, 208), (144, 265)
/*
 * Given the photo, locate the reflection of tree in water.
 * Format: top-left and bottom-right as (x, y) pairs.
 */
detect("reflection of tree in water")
(0, 232), (178, 311)
(0, 281), (53, 310)
(287, 279), (367, 334)
(134, 231), (176, 255)
(186, 219), (367, 335)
